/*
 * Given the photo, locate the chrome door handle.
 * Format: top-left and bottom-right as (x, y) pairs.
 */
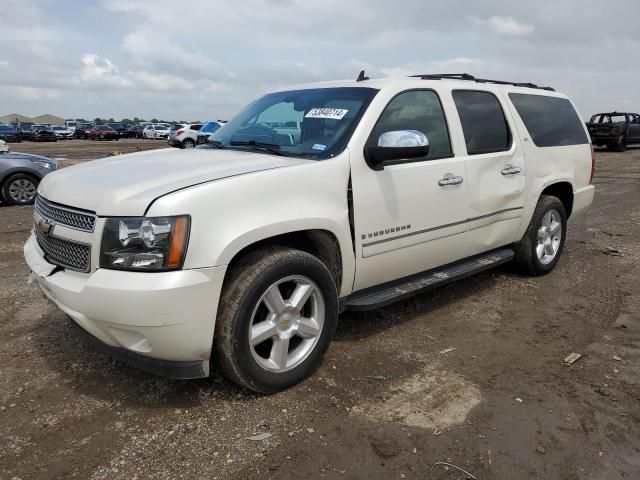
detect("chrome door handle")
(501, 165), (522, 175)
(438, 174), (464, 186)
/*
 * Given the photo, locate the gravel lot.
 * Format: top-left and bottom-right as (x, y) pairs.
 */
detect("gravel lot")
(1, 141), (639, 479)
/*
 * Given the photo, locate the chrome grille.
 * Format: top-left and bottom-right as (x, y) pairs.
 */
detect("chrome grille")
(35, 228), (91, 272)
(35, 196), (96, 232)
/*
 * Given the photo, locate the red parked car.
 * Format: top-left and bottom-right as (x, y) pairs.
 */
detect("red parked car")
(88, 125), (119, 141)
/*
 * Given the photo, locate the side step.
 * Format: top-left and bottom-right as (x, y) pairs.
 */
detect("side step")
(342, 248), (514, 311)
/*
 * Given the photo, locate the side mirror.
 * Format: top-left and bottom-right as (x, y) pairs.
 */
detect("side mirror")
(0, 140), (8, 153)
(365, 130), (429, 170)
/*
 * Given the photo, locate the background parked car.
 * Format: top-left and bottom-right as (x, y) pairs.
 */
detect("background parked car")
(108, 123), (131, 137)
(143, 124), (171, 139)
(88, 125), (119, 140)
(195, 121), (224, 145)
(25, 125), (57, 142)
(51, 125), (74, 140)
(0, 140), (58, 205)
(126, 124), (145, 138)
(64, 120), (78, 133)
(0, 125), (21, 143)
(74, 123), (94, 139)
(587, 112), (640, 151)
(168, 123), (203, 149)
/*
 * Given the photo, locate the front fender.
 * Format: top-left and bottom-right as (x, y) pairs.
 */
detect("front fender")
(147, 154), (356, 297)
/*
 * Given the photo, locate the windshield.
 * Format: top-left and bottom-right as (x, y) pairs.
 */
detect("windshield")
(209, 87), (378, 159)
(200, 121), (220, 133)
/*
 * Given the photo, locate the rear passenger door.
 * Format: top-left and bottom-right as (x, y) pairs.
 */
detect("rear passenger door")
(628, 114), (640, 143)
(451, 90), (526, 257)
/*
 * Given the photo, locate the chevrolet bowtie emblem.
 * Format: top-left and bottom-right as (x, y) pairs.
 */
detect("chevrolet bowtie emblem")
(37, 218), (54, 236)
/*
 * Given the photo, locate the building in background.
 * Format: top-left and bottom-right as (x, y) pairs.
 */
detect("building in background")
(0, 113), (65, 125)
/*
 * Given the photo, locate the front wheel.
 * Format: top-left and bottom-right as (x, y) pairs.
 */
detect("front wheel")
(2, 173), (39, 205)
(513, 195), (567, 276)
(215, 247), (339, 393)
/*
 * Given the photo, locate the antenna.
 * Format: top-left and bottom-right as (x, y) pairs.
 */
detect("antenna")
(356, 70), (369, 82)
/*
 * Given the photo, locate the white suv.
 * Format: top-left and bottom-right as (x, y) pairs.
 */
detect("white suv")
(143, 124), (171, 139)
(24, 73), (595, 393)
(168, 123), (203, 149)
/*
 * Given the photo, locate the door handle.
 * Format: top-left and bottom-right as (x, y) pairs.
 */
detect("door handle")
(501, 164), (522, 175)
(438, 174), (464, 186)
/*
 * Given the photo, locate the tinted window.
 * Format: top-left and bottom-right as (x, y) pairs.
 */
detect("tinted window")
(369, 90), (452, 159)
(509, 93), (588, 147)
(201, 122), (221, 133)
(453, 90), (511, 155)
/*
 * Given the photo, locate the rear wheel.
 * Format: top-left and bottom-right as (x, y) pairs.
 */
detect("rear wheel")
(182, 139), (195, 149)
(215, 247), (339, 393)
(513, 195), (567, 276)
(2, 173), (39, 205)
(610, 135), (627, 152)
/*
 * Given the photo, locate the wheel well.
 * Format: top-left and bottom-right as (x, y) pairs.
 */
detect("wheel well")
(226, 230), (343, 292)
(541, 182), (574, 218)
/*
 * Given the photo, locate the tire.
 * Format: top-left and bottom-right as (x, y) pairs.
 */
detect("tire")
(215, 247), (339, 393)
(513, 195), (567, 276)
(182, 138), (195, 149)
(1, 173), (39, 206)
(613, 135), (627, 152)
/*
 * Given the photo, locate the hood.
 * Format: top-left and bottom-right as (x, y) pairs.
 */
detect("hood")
(38, 147), (308, 216)
(1, 151), (55, 164)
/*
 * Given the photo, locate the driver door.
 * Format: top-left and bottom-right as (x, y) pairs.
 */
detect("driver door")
(350, 89), (469, 291)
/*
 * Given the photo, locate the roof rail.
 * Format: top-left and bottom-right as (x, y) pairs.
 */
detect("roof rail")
(409, 73), (555, 91)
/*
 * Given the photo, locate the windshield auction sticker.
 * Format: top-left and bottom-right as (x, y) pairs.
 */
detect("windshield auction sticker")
(305, 108), (349, 120)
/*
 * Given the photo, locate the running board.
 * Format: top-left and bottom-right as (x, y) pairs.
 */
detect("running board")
(343, 248), (514, 311)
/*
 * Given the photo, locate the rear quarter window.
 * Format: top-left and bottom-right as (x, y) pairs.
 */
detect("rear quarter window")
(509, 93), (588, 147)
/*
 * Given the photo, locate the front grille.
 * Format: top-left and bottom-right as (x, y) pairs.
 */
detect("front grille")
(35, 196), (96, 232)
(35, 228), (91, 272)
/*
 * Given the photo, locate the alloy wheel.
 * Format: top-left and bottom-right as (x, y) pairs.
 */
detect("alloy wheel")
(8, 178), (37, 203)
(249, 275), (325, 373)
(536, 209), (562, 265)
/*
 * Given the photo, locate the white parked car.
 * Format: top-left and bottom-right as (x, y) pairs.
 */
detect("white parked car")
(64, 120), (78, 133)
(51, 126), (74, 140)
(143, 124), (171, 139)
(24, 73), (594, 393)
(168, 123), (204, 149)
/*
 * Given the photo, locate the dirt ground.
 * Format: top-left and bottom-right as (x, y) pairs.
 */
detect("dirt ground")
(1, 142), (639, 480)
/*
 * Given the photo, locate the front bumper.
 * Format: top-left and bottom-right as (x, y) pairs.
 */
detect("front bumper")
(24, 234), (227, 378)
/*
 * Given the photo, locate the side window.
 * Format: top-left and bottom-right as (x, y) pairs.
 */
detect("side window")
(368, 90), (452, 160)
(509, 93), (588, 147)
(452, 90), (511, 155)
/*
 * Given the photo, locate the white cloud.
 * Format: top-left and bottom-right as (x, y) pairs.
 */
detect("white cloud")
(79, 54), (132, 87)
(0, 60), (8, 66)
(129, 71), (193, 91)
(470, 16), (534, 36)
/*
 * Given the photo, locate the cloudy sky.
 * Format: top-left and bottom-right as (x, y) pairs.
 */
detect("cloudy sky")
(1, 0), (639, 121)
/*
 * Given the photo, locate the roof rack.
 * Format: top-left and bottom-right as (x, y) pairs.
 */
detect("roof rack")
(410, 73), (555, 91)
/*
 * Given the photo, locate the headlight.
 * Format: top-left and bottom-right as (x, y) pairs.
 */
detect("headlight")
(100, 216), (190, 271)
(33, 161), (52, 169)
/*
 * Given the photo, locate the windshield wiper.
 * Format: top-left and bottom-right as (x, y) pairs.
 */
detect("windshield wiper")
(229, 140), (288, 157)
(205, 139), (226, 149)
